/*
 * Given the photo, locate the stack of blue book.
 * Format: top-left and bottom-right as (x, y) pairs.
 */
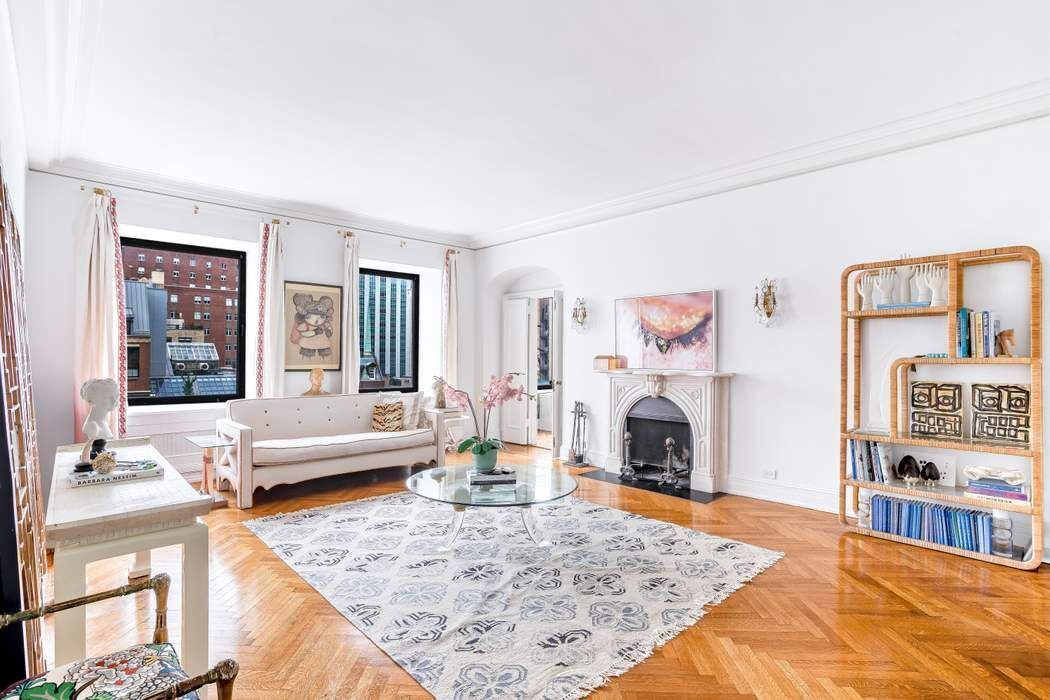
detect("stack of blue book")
(870, 494), (994, 554)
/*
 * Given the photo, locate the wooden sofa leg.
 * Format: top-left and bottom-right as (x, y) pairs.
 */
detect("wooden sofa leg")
(237, 488), (253, 509)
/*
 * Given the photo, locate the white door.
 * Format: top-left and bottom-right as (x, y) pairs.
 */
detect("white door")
(500, 297), (530, 444)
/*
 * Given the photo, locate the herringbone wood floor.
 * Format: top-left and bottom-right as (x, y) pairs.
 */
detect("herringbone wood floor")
(43, 445), (1050, 698)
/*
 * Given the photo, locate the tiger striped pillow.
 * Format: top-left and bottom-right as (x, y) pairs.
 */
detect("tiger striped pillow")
(371, 401), (404, 432)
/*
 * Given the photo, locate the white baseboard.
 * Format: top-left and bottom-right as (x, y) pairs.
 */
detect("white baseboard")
(724, 476), (837, 514)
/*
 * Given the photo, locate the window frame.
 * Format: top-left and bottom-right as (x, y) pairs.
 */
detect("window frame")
(357, 267), (420, 394)
(121, 237), (247, 406)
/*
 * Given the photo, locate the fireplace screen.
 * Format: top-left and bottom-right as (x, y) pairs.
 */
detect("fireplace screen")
(621, 397), (691, 490)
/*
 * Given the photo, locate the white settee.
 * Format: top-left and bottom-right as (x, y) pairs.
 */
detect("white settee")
(215, 392), (449, 508)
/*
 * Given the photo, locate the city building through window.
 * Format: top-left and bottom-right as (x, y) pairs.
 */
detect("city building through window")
(121, 237), (246, 404)
(358, 267), (419, 392)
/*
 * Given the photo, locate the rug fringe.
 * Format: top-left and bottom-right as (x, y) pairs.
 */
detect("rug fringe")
(553, 549), (784, 700)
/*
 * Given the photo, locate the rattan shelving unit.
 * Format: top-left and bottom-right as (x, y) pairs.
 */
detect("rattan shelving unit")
(839, 246), (1043, 570)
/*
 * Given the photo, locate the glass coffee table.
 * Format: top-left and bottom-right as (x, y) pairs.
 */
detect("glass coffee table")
(406, 465), (578, 548)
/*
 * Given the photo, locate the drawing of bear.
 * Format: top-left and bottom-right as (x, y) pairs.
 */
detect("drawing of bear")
(289, 293), (335, 360)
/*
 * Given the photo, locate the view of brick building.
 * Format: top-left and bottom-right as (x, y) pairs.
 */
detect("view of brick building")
(122, 243), (242, 369)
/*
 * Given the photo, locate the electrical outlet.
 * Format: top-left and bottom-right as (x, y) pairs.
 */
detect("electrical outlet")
(761, 468), (778, 480)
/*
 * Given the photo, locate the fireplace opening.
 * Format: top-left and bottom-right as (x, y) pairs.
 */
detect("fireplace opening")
(621, 397), (691, 491)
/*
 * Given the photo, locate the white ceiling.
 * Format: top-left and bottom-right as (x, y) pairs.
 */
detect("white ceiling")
(8, 1), (1050, 247)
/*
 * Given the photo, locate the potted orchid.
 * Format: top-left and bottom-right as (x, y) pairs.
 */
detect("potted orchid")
(443, 373), (529, 472)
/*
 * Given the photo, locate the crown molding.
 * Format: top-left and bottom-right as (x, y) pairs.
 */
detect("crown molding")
(471, 78), (1050, 250)
(34, 159), (473, 248)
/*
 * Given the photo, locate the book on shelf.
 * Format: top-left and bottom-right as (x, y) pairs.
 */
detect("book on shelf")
(958, 307), (1000, 358)
(870, 493), (997, 555)
(964, 477), (1029, 502)
(67, 459), (163, 488)
(847, 439), (891, 483)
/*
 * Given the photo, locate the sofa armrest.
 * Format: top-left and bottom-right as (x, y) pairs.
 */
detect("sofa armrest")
(216, 418), (254, 508)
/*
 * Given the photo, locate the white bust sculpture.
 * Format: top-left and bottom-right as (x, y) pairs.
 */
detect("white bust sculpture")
(79, 378), (118, 462)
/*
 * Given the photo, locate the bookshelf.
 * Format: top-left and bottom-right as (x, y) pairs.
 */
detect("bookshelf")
(839, 246), (1043, 570)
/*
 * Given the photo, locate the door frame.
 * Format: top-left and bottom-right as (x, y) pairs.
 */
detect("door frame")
(501, 287), (563, 454)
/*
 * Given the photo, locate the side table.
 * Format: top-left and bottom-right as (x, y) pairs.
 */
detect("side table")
(184, 434), (235, 509)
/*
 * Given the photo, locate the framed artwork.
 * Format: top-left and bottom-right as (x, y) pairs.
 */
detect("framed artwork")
(284, 281), (342, 371)
(909, 381), (963, 438)
(971, 383), (1031, 445)
(615, 290), (716, 371)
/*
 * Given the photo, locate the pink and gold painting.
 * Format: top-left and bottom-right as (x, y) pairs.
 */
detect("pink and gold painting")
(615, 290), (716, 371)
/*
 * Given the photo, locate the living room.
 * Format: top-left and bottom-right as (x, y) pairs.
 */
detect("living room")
(1, 2), (1049, 698)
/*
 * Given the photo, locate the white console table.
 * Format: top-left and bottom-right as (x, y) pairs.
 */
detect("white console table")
(46, 438), (212, 674)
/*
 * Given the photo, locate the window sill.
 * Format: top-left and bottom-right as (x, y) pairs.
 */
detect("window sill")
(128, 403), (227, 416)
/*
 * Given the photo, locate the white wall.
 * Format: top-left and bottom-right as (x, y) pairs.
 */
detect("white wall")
(0, 0), (26, 223)
(475, 116), (1050, 557)
(24, 171), (476, 495)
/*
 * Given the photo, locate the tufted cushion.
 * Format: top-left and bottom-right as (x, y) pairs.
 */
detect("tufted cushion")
(252, 428), (434, 465)
(1, 643), (199, 699)
(371, 401), (404, 432)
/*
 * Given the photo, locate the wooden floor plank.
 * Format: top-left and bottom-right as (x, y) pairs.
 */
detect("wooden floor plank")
(39, 444), (1050, 698)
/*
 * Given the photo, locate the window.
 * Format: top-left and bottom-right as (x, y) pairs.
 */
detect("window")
(119, 237), (246, 405)
(221, 262), (227, 270)
(220, 274), (227, 282)
(225, 298), (233, 307)
(357, 268), (419, 392)
(537, 297), (553, 390)
(225, 327), (234, 336)
(205, 261), (212, 269)
(127, 346), (140, 378)
(189, 271), (196, 280)
(205, 273), (212, 281)
(225, 313), (233, 322)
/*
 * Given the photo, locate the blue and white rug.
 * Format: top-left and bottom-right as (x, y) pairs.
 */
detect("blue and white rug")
(245, 492), (781, 699)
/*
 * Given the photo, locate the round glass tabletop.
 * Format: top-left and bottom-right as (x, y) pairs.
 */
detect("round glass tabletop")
(406, 464), (578, 507)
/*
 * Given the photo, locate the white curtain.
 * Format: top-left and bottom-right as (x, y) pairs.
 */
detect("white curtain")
(73, 192), (127, 441)
(441, 248), (459, 385)
(341, 233), (361, 394)
(257, 221), (285, 398)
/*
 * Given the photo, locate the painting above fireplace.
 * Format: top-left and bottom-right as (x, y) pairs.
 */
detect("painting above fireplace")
(614, 290), (716, 371)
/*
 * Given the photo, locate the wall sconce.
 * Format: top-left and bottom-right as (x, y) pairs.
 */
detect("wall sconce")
(570, 297), (589, 331)
(753, 278), (779, 327)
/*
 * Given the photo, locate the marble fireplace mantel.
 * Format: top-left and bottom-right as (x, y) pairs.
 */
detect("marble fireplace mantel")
(600, 369), (732, 493)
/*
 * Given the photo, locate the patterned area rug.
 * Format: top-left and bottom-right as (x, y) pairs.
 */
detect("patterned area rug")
(246, 492), (781, 699)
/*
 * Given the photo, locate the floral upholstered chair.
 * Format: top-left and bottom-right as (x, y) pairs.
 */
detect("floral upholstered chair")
(0, 574), (238, 699)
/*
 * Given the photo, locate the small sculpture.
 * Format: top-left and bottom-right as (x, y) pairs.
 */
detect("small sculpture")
(856, 274), (875, 311)
(919, 460), (941, 486)
(301, 367), (330, 396)
(894, 265), (915, 304)
(873, 269), (895, 307)
(433, 376), (447, 408)
(78, 378), (118, 467)
(995, 329), (1016, 358)
(925, 264), (948, 307)
(91, 451), (118, 474)
(896, 454), (921, 484)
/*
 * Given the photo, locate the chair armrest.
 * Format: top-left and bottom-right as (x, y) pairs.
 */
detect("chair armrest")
(0, 574), (171, 643)
(141, 659), (239, 700)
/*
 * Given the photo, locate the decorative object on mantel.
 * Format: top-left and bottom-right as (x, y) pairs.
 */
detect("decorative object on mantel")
(592, 354), (626, 370)
(567, 400), (588, 465)
(246, 491), (780, 700)
(753, 278), (779, 327)
(615, 290), (716, 371)
(444, 373), (529, 473)
(77, 378), (119, 470)
(301, 367), (331, 396)
(570, 296), (588, 330)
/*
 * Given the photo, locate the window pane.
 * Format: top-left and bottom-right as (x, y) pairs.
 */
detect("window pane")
(121, 239), (244, 403)
(358, 268), (418, 391)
